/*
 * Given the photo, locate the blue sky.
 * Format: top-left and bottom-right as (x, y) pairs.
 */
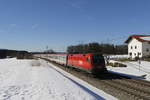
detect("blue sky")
(0, 0), (150, 52)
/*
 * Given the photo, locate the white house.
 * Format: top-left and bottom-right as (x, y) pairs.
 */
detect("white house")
(125, 35), (150, 58)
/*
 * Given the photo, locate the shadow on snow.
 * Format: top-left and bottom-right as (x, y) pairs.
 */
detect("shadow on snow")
(49, 65), (105, 100)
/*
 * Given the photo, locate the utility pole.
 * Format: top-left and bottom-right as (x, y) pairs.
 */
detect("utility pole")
(138, 58), (141, 71)
(46, 46), (49, 63)
(46, 46), (48, 57)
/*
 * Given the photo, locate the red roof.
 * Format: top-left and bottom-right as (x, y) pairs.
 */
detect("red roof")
(125, 35), (150, 43)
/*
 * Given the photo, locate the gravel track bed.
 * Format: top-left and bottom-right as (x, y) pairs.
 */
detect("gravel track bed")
(41, 58), (150, 100)
(114, 79), (150, 92)
(105, 79), (150, 100)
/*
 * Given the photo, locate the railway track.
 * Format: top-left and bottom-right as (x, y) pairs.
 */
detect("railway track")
(101, 80), (150, 100)
(40, 58), (150, 100)
(93, 72), (150, 100)
(98, 76), (150, 100)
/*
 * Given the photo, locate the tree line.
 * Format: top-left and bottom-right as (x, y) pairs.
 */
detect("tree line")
(67, 42), (127, 54)
(0, 49), (31, 59)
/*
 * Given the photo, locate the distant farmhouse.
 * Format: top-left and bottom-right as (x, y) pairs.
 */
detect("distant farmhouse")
(125, 35), (150, 59)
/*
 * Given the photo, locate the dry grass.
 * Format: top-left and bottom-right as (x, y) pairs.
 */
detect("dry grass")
(30, 60), (41, 67)
(107, 62), (127, 67)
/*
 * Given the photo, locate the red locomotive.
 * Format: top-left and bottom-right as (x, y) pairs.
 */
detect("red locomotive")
(68, 53), (106, 74)
(34, 53), (106, 75)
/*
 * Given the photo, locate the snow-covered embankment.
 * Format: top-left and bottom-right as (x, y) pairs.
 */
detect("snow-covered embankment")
(0, 58), (117, 100)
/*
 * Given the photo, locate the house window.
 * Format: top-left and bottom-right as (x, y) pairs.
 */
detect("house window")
(138, 52), (141, 57)
(134, 53), (136, 56)
(131, 46), (133, 49)
(135, 46), (137, 49)
(129, 52), (132, 56)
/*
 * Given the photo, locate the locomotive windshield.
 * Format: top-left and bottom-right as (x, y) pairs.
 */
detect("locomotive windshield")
(93, 55), (105, 64)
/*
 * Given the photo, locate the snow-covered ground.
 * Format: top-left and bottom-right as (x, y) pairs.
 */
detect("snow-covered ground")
(0, 58), (117, 100)
(107, 60), (150, 81)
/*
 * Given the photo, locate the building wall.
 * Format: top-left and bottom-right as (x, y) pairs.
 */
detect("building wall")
(142, 42), (150, 57)
(128, 38), (142, 58)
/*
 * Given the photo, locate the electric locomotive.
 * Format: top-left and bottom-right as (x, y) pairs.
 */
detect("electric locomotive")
(68, 53), (106, 75)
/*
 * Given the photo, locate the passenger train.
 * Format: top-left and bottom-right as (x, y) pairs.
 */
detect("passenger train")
(33, 53), (107, 75)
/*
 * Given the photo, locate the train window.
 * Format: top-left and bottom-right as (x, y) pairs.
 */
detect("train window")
(86, 58), (90, 62)
(93, 55), (105, 64)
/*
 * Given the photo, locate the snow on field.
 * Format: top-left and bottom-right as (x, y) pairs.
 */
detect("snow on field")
(0, 58), (117, 100)
(107, 60), (150, 81)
